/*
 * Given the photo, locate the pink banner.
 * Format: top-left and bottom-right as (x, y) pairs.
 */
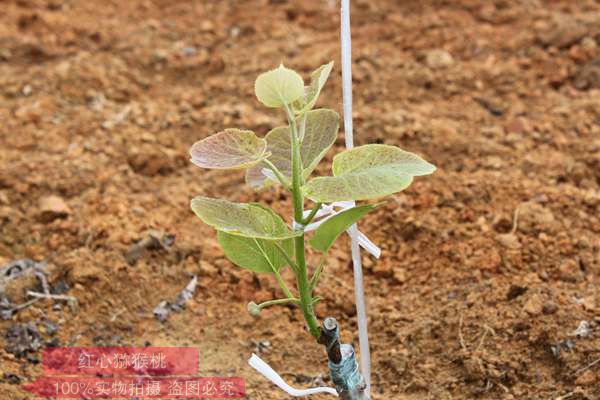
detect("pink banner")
(43, 347), (199, 376)
(24, 377), (245, 398)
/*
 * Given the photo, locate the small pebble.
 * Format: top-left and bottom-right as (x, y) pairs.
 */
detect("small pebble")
(424, 49), (454, 69)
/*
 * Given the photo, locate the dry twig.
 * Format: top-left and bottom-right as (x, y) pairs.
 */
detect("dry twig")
(573, 357), (600, 376)
(458, 313), (467, 352)
(27, 291), (77, 304)
(510, 205), (521, 234)
(474, 324), (496, 354)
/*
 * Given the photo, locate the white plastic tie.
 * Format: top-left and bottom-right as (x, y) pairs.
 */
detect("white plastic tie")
(248, 354), (338, 397)
(260, 168), (277, 181)
(292, 202), (381, 259)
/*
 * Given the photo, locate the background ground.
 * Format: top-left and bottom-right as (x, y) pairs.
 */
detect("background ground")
(1, 0), (600, 399)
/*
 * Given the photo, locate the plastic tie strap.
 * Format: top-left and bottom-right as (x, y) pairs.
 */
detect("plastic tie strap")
(248, 354), (338, 397)
(293, 202), (381, 259)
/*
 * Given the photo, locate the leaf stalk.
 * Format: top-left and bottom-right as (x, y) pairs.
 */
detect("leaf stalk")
(301, 203), (322, 226)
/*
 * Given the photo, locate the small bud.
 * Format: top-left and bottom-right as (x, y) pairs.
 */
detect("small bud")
(247, 302), (261, 316)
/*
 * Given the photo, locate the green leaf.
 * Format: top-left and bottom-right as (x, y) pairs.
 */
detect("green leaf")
(295, 62), (334, 114)
(309, 204), (378, 253)
(190, 196), (299, 239)
(190, 129), (267, 169)
(332, 144), (436, 177)
(302, 144), (436, 202)
(246, 109), (340, 188)
(255, 64), (305, 108)
(217, 231), (294, 273)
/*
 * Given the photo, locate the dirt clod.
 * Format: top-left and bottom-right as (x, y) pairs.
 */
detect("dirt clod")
(124, 230), (176, 265)
(523, 294), (544, 316)
(423, 49), (454, 69)
(575, 370), (597, 386)
(542, 302), (558, 315)
(574, 58), (600, 89)
(127, 149), (176, 176)
(496, 233), (520, 249)
(37, 196), (70, 223)
(506, 285), (527, 301)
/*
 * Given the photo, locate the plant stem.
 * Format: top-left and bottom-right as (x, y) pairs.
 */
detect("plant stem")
(286, 105), (305, 223)
(286, 105), (321, 340)
(293, 233), (320, 338)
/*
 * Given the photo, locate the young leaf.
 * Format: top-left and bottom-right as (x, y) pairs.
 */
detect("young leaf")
(296, 62), (334, 114)
(217, 231), (294, 273)
(191, 196), (300, 239)
(190, 129), (267, 169)
(309, 204), (378, 253)
(333, 144), (436, 177)
(246, 109), (340, 188)
(302, 144), (436, 202)
(255, 64), (305, 108)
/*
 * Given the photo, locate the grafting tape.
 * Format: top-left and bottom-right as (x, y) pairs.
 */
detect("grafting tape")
(329, 345), (368, 400)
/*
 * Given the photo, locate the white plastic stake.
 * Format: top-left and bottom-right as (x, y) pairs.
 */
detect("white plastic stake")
(341, 0), (371, 395)
(248, 354), (338, 397)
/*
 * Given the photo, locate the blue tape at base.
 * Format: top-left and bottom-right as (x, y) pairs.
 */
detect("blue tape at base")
(328, 344), (368, 400)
